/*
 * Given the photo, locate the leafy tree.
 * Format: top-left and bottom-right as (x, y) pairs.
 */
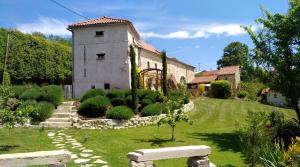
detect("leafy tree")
(244, 0), (300, 122)
(130, 45), (138, 112)
(217, 42), (255, 81)
(162, 51), (168, 96)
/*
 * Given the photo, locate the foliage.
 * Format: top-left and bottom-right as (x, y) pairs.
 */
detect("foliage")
(41, 85), (63, 107)
(78, 95), (110, 117)
(19, 87), (43, 101)
(11, 85), (28, 98)
(244, 1), (300, 122)
(141, 103), (164, 117)
(130, 45), (138, 113)
(0, 85), (14, 109)
(284, 139), (300, 166)
(211, 80), (232, 99)
(2, 71), (11, 86)
(260, 142), (285, 167)
(125, 95), (133, 108)
(5, 98), (20, 111)
(0, 28), (72, 84)
(0, 108), (30, 129)
(196, 84), (205, 97)
(162, 51), (168, 96)
(237, 111), (271, 167)
(111, 97), (126, 106)
(106, 90), (125, 99)
(239, 82), (266, 100)
(80, 88), (105, 102)
(237, 90), (249, 99)
(157, 99), (191, 141)
(106, 106), (134, 120)
(27, 101), (55, 123)
(141, 98), (153, 108)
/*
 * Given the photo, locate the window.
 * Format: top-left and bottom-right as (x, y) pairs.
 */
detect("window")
(95, 31), (104, 36)
(104, 83), (110, 90)
(91, 85), (95, 89)
(147, 61), (150, 68)
(155, 63), (157, 69)
(83, 45), (86, 64)
(97, 53), (105, 60)
(274, 93), (277, 98)
(84, 68), (86, 77)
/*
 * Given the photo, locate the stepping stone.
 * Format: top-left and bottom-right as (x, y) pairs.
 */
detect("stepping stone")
(55, 144), (65, 147)
(71, 142), (82, 146)
(94, 159), (107, 164)
(82, 149), (93, 153)
(48, 132), (55, 137)
(72, 146), (82, 149)
(52, 141), (60, 144)
(71, 154), (78, 159)
(78, 147), (87, 150)
(102, 165), (109, 167)
(80, 153), (92, 158)
(91, 156), (102, 159)
(74, 158), (90, 164)
(58, 146), (65, 149)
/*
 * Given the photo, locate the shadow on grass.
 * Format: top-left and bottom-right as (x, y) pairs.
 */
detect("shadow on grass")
(133, 137), (184, 147)
(189, 132), (241, 152)
(0, 145), (19, 152)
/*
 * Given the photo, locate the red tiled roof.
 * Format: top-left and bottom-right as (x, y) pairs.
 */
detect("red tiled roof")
(189, 75), (218, 84)
(202, 70), (218, 76)
(68, 16), (131, 28)
(261, 88), (271, 95)
(217, 65), (240, 75)
(136, 40), (161, 55)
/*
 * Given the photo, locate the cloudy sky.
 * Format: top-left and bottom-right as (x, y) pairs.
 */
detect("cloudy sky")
(0, 0), (289, 70)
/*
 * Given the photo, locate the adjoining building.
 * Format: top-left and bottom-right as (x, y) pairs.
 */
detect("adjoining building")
(188, 65), (240, 94)
(68, 16), (195, 98)
(260, 88), (288, 107)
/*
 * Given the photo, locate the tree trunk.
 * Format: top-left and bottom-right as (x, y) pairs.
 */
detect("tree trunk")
(171, 126), (175, 141)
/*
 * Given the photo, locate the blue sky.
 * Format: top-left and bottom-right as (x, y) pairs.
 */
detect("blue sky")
(0, 0), (289, 70)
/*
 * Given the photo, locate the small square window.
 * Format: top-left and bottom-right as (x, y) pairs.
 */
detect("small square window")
(97, 53), (105, 60)
(147, 61), (150, 68)
(84, 68), (87, 77)
(104, 83), (110, 90)
(91, 85), (95, 89)
(96, 31), (104, 36)
(155, 63), (157, 69)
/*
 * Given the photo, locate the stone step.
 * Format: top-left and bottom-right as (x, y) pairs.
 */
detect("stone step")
(40, 122), (72, 128)
(51, 113), (71, 118)
(47, 118), (70, 122)
(55, 108), (72, 113)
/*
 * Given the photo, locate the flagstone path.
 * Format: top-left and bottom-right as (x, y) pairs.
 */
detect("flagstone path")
(48, 130), (109, 167)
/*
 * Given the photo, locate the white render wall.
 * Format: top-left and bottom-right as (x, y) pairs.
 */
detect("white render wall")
(72, 25), (131, 97)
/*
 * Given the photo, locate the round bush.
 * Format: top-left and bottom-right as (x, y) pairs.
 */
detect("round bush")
(20, 87), (43, 101)
(124, 89), (132, 97)
(78, 95), (110, 117)
(111, 97), (126, 106)
(183, 95), (190, 104)
(106, 90), (125, 99)
(80, 89), (105, 102)
(28, 101), (55, 122)
(125, 95), (133, 108)
(106, 106), (134, 120)
(141, 98), (153, 108)
(41, 85), (64, 107)
(237, 90), (248, 99)
(12, 85), (28, 98)
(211, 80), (232, 99)
(18, 99), (37, 109)
(141, 103), (163, 117)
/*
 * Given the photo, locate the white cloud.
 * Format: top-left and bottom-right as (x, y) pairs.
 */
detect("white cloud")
(17, 17), (71, 36)
(141, 24), (255, 39)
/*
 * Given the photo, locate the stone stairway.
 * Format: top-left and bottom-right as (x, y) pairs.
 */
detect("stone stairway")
(40, 101), (75, 128)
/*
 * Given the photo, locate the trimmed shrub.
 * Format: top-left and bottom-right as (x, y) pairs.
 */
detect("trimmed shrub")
(211, 80), (232, 99)
(106, 106), (134, 120)
(20, 87), (43, 101)
(78, 95), (110, 117)
(239, 82), (266, 100)
(18, 99), (37, 109)
(12, 85), (28, 98)
(141, 103), (163, 117)
(196, 84), (205, 97)
(124, 89), (132, 97)
(237, 90), (249, 99)
(183, 96), (190, 104)
(156, 91), (164, 102)
(28, 101), (55, 122)
(125, 95), (133, 108)
(80, 89), (105, 102)
(106, 90), (125, 99)
(41, 85), (64, 107)
(141, 98), (153, 108)
(111, 97), (126, 106)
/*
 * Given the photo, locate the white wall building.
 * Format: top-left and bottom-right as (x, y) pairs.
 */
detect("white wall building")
(68, 16), (195, 98)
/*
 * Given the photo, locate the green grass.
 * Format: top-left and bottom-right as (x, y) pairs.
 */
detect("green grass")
(0, 97), (297, 167)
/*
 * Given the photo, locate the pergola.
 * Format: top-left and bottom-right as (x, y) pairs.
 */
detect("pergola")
(137, 68), (162, 91)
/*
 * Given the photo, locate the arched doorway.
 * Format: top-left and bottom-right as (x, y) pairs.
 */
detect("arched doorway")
(138, 68), (162, 91)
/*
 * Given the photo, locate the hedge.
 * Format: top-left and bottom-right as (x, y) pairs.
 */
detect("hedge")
(239, 82), (266, 100)
(141, 98), (153, 108)
(106, 90), (125, 99)
(237, 90), (249, 99)
(211, 80), (232, 99)
(125, 95), (133, 108)
(111, 97), (126, 106)
(106, 106), (134, 120)
(141, 103), (163, 117)
(41, 85), (64, 107)
(19, 87), (43, 101)
(80, 88), (105, 102)
(27, 101), (55, 123)
(78, 95), (110, 117)
(12, 85), (28, 98)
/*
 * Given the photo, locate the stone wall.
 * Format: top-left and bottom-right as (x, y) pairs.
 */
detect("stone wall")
(72, 101), (194, 129)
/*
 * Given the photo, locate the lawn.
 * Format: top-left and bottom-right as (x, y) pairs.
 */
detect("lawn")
(0, 97), (297, 166)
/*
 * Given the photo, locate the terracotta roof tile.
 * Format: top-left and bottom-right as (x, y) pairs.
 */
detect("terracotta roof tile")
(189, 75), (218, 84)
(202, 70), (218, 76)
(217, 65), (240, 75)
(68, 16), (131, 28)
(136, 40), (161, 55)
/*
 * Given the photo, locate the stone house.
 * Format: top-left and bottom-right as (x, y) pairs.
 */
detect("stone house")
(68, 16), (195, 98)
(261, 88), (288, 106)
(188, 65), (240, 94)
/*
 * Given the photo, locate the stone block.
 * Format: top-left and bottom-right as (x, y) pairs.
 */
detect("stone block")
(187, 156), (210, 167)
(129, 160), (153, 167)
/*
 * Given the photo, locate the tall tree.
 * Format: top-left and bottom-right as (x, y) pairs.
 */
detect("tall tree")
(245, 0), (300, 122)
(130, 45), (138, 113)
(217, 42), (254, 81)
(162, 51), (168, 96)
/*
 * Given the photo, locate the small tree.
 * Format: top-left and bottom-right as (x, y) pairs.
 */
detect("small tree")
(130, 45), (138, 113)
(161, 51), (168, 96)
(211, 80), (232, 99)
(157, 99), (192, 141)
